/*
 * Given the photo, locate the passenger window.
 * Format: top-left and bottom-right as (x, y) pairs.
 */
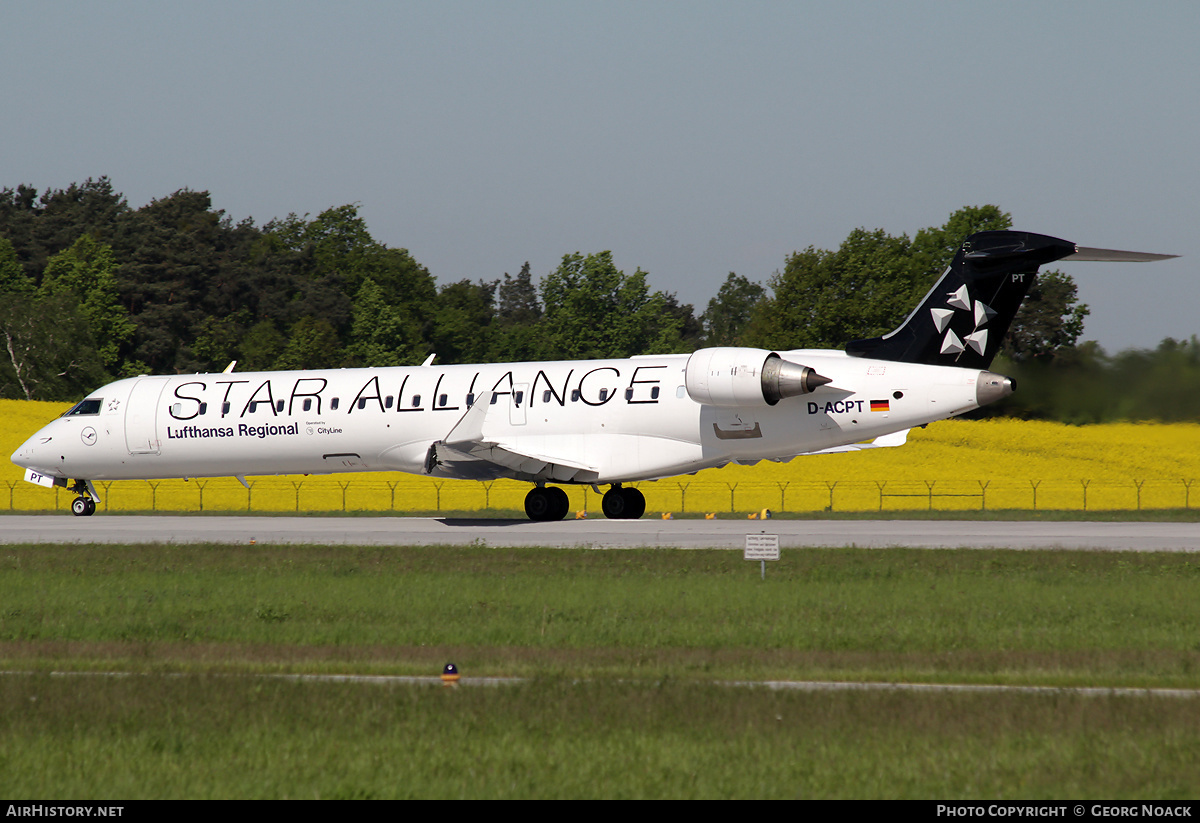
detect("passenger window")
(331, 398), (340, 410)
(651, 387), (660, 400)
(357, 398), (367, 410)
(490, 395), (499, 405)
(199, 402), (208, 414)
(275, 400), (285, 413)
(676, 386), (686, 398)
(624, 389), (633, 401)
(385, 396), (394, 409)
(467, 393), (475, 407)
(222, 402), (231, 415)
(303, 399), (312, 412)
(514, 391), (524, 405)
(412, 395), (421, 408)
(543, 390), (552, 403)
(571, 390), (580, 402)
(439, 394), (448, 406)
(599, 389), (608, 402)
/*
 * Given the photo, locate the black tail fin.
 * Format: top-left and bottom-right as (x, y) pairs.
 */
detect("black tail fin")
(845, 231), (1078, 369)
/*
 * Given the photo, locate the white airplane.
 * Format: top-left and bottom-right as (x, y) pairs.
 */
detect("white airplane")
(10, 230), (1175, 520)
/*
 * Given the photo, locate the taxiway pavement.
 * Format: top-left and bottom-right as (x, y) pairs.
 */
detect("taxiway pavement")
(1, 515), (1197, 551)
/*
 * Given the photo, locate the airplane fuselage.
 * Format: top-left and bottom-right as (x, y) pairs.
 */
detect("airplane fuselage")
(19, 230), (1163, 519)
(11, 350), (996, 486)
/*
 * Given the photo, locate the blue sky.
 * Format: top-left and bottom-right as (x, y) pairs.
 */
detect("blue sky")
(2, 1), (1195, 351)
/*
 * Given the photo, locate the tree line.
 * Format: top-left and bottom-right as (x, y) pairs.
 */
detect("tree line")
(0, 177), (1189, 422)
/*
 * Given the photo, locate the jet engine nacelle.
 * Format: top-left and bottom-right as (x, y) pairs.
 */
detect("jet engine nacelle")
(684, 347), (831, 407)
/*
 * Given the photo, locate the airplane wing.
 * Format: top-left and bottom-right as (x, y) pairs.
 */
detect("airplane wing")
(800, 428), (910, 456)
(427, 392), (600, 483)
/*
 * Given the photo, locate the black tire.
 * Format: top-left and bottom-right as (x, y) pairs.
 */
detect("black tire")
(529, 487), (572, 522)
(621, 487), (646, 520)
(545, 486), (570, 521)
(602, 487), (628, 519)
(71, 497), (92, 517)
(84, 498), (96, 516)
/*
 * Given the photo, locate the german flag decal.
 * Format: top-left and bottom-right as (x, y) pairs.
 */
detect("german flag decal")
(870, 399), (890, 412)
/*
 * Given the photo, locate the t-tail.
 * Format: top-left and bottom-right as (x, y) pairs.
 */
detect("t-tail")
(845, 230), (1176, 370)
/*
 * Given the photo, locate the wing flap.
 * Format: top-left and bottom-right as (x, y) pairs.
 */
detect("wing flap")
(429, 392), (599, 482)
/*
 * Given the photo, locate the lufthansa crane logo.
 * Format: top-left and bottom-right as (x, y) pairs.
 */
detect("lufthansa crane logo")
(81, 427), (97, 446)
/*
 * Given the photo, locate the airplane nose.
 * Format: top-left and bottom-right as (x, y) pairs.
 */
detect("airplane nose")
(10, 432), (50, 470)
(11, 438), (34, 468)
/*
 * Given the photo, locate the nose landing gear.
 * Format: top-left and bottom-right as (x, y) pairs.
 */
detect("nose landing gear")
(70, 496), (96, 517)
(68, 479), (97, 517)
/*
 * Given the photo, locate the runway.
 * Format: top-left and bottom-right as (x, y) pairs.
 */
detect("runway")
(1, 514), (1198, 551)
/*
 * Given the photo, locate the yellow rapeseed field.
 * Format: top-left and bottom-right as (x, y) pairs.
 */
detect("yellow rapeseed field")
(3, 398), (1199, 514)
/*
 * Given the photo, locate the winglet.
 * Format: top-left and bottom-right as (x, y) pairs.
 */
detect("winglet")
(223, 361), (237, 373)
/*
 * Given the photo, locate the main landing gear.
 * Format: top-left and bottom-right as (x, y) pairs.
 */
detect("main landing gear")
(69, 480), (96, 517)
(524, 485), (571, 522)
(601, 485), (645, 520)
(522, 484), (647, 521)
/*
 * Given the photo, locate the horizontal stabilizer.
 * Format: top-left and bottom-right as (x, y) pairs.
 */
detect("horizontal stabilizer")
(1069, 246), (1179, 262)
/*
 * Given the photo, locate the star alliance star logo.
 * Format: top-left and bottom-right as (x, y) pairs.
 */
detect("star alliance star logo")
(930, 284), (995, 357)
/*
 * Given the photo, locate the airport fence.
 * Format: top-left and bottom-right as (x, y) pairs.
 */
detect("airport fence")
(3, 474), (1198, 515)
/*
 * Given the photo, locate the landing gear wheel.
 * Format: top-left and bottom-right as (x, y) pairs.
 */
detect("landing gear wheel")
(71, 497), (95, 517)
(621, 487), (645, 519)
(545, 486), (569, 521)
(524, 486), (570, 522)
(602, 486), (646, 520)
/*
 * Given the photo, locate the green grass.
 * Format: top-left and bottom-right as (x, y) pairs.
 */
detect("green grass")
(2, 674), (1198, 799)
(4, 543), (1200, 798)
(3, 544), (1200, 686)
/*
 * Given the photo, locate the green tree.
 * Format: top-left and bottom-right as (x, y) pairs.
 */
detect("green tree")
(1003, 269), (1089, 362)
(238, 320), (287, 371)
(490, 262), (544, 361)
(0, 177), (128, 282)
(273, 316), (344, 370)
(744, 228), (913, 349)
(539, 251), (685, 360)
(430, 279), (496, 364)
(907, 205), (1012, 286)
(701, 272), (764, 346)
(0, 293), (107, 400)
(347, 278), (425, 367)
(0, 236), (33, 293)
(40, 235), (135, 370)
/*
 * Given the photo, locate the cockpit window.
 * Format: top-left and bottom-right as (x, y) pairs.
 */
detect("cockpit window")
(62, 398), (103, 417)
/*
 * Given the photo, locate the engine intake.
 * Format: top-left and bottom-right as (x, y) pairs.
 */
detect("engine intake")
(684, 348), (831, 407)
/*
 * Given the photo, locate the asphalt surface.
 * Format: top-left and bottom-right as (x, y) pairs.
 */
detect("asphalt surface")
(1, 514), (1198, 550)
